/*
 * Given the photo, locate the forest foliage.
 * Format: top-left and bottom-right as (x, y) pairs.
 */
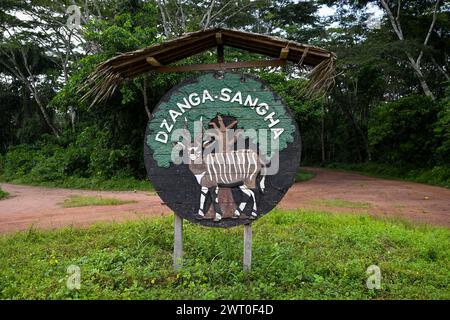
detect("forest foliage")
(0, 0), (449, 188)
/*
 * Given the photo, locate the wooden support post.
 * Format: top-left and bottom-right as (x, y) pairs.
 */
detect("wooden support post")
(216, 32), (224, 63)
(243, 223), (252, 272)
(173, 214), (183, 271)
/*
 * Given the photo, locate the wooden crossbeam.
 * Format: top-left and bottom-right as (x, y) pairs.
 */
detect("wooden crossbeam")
(150, 59), (286, 73)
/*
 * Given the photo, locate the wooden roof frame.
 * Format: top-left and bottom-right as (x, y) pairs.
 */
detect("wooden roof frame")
(82, 28), (336, 105)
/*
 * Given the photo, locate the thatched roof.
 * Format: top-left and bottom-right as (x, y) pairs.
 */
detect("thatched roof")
(81, 28), (336, 105)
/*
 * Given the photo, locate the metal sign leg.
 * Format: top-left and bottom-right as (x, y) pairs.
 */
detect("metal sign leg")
(173, 214), (183, 271)
(243, 223), (252, 271)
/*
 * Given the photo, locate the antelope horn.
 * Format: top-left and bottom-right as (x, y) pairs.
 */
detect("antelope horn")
(226, 120), (238, 129)
(180, 117), (190, 141)
(209, 122), (219, 129)
(194, 119), (205, 144)
(217, 115), (226, 129)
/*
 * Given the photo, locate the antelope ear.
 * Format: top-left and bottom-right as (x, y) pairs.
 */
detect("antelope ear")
(203, 140), (216, 147)
(173, 141), (185, 148)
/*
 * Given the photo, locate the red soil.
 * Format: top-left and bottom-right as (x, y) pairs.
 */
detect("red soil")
(0, 167), (448, 233)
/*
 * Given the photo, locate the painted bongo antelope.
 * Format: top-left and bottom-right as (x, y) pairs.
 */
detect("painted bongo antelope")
(173, 117), (266, 222)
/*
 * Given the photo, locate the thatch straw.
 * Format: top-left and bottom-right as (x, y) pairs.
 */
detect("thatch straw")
(79, 28), (336, 107)
(306, 55), (336, 97)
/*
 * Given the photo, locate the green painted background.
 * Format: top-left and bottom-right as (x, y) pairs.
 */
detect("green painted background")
(147, 72), (296, 168)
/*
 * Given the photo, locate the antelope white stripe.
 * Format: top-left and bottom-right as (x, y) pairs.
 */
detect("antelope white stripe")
(226, 153), (232, 183)
(247, 152), (251, 180)
(232, 153), (237, 180)
(250, 152), (258, 180)
(240, 151), (245, 180)
(219, 153), (227, 183)
(206, 154), (212, 179)
(209, 154), (218, 181)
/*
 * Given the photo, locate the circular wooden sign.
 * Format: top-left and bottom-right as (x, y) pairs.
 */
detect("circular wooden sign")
(144, 72), (300, 227)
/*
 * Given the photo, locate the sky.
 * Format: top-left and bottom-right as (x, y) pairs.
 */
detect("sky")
(318, 3), (384, 29)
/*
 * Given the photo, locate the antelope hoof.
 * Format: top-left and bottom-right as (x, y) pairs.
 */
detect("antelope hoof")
(196, 210), (205, 219)
(213, 213), (222, 222)
(232, 210), (240, 219)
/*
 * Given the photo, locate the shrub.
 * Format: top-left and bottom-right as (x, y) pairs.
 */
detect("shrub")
(0, 187), (8, 199)
(408, 165), (450, 188)
(28, 149), (66, 182)
(327, 162), (450, 188)
(62, 144), (91, 177)
(1, 144), (42, 179)
(0, 125), (139, 186)
(434, 100), (450, 165)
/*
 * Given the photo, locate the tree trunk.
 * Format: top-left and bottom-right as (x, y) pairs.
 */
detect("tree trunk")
(406, 54), (436, 100)
(69, 106), (76, 132)
(380, 0), (438, 100)
(33, 89), (60, 137)
(142, 77), (152, 120)
(321, 108), (325, 163)
(417, 73), (435, 100)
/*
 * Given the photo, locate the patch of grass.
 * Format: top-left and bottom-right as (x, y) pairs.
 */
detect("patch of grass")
(0, 187), (8, 200)
(63, 195), (137, 208)
(0, 175), (153, 192)
(309, 198), (371, 209)
(0, 209), (448, 300)
(296, 169), (316, 182)
(327, 163), (450, 188)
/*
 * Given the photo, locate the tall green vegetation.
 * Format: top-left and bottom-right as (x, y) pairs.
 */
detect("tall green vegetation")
(0, 0), (448, 188)
(0, 210), (448, 299)
(369, 96), (446, 166)
(0, 187), (8, 200)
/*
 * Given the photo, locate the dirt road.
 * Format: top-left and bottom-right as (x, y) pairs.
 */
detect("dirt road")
(0, 168), (449, 233)
(0, 186), (170, 233)
(279, 168), (449, 227)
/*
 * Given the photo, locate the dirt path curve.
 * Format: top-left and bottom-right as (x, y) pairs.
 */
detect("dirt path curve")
(0, 185), (170, 233)
(279, 167), (450, 227)
(0, 168), (449, 233)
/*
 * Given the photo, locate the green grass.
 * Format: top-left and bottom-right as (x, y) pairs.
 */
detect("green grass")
(309, 198), (371, 209)
(0, 175), (153, 191)
(295, 169), (316, 182)
(0, 187), (8, 200)
(63, 195), (137, 208)
(0, 209), (448, 300)
(327, 163), (450, 188)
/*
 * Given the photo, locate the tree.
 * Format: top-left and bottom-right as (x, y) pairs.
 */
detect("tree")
(379, 0), (442, 100)
(369, 95), (442, 166)
(322, 0), (449, 100)
(155, 0), (266, 36)
(0, 43), (60, 137)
